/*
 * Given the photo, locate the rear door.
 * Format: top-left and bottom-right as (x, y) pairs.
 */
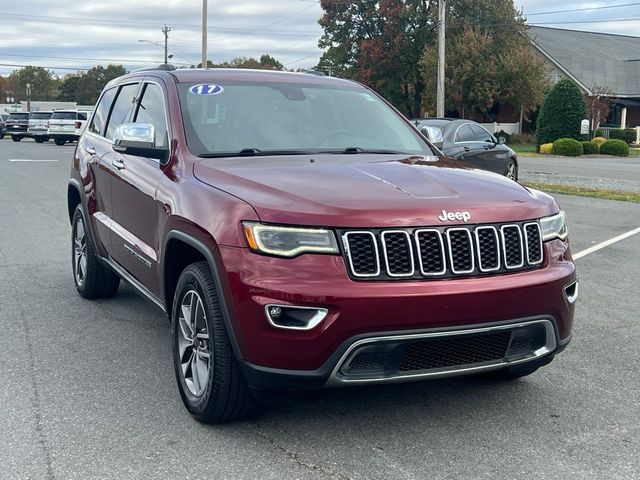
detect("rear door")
(109, 80), (169, 297)
(470, 124), (509, 175)
(451, 123), (484, 168)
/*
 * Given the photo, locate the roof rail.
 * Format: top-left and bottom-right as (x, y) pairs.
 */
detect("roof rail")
(132, 64), (177, 73)
(302, 70), (327, 77)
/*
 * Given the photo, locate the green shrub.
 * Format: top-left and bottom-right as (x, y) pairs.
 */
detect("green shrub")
(581, 141), (599, 154)
(609, 129), (626, 141)
(595, 129), (604, 137)
(600, 139), (630, 157)
(607, 128), (637, 144)
(540, 143), (554, 154)
(536, 79), (588, 147)
(552, 138), (583, 156)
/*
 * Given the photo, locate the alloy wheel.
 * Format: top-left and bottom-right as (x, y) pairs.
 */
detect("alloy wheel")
(177, 290), (212, 397)
(506, 162), (517, 181)
(73, 217), (88, 287)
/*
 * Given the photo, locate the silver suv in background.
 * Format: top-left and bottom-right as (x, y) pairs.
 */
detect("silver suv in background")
(48, 110), (90, 145)
(28, 111), (53, 143)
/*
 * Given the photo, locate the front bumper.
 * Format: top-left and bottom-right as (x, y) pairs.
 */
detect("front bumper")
(218, 239), (575, 390)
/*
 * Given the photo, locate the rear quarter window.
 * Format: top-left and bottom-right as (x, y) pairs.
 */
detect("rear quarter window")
(89, 87), (118, 136)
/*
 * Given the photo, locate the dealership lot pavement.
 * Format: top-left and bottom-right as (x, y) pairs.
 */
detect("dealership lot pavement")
(1, 138), (639, 479)
(519, 155), (640, 193)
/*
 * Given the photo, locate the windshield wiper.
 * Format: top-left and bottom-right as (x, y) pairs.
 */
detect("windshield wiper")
(197, 148), (317, 158)
(319, 147), (411, 155)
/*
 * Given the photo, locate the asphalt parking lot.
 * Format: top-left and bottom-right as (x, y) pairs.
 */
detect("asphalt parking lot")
(1, 138), (639, 480)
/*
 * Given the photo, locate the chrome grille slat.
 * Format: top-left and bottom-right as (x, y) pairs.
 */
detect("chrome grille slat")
(341, 221), (544, 280)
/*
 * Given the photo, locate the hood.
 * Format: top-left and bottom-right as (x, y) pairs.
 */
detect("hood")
(193, 154), (557, 228)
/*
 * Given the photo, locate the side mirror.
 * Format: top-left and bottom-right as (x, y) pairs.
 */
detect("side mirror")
(420, 125), (444, 148)
(498, 136), (506, 145)
(112, 123), (168, 162)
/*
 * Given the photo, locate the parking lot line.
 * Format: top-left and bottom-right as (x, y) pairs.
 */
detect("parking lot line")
(8, 159), (59, 162)
(574, 226), (640, 260)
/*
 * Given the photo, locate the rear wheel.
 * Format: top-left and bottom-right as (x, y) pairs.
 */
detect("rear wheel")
(34, 137), (46, 143)
(54, 138), (65, 146)
(71, 205), (120, 299)
(171, 262), (254, 423)
(11, 135), (21, 142)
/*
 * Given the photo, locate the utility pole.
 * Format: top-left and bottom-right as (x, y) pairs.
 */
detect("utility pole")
(162, 25), (171, 65)
(202, 0), (208, 69)
(26, 83), (31, 113)
(437, 0), (446, 118)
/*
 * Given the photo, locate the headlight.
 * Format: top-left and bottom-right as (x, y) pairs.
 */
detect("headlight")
(540, 211), (568, 241)
(242, 222), (339, 258)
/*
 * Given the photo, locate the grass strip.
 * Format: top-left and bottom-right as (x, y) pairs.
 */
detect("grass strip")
(521, 181), (640, 203)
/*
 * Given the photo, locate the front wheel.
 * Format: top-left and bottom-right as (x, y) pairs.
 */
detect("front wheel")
(11, 135), (22, 142)
(54, 138), (66, 146)
(171, 262), (254, 423)
(505, 159), (518, 181)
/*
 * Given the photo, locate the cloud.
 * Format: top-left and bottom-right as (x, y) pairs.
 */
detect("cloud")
(1, 0), (639, 77)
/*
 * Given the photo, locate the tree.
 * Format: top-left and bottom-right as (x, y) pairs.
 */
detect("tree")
(419, 0), (548, 118)
(57, 74), (82, 102)
(7, 66), (59, 101)
(195, 55), (285, 70)
(75, 65), (126, 104)
(536, 79), (588, 146)
(586, 85), (614, 134)
(317, 0), (437, 117)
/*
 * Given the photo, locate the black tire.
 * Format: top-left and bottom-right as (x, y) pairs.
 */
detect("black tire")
(34, 137), (45, 143)
(505, 159), (518, 181)
(171, 261), (254, 423)
(11, 135), (21, 142)
(71, 205), (120, 299)
(54, 138), (65, 146)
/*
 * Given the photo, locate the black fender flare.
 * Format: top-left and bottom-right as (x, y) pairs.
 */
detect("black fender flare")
(164, 230), (244, 361)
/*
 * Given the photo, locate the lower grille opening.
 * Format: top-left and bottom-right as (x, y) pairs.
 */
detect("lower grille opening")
(334, 320), (556, 383)
(399, 332), (511, 372)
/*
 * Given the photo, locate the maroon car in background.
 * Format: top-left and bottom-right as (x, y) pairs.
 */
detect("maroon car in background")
(67, 66), (577, 423)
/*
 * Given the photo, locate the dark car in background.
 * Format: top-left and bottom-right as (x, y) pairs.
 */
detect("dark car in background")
(5, 112), (30, 142)
(0, 113), (8, 138)
(414, 118), (519, 181)
(28, 111), (53, 143)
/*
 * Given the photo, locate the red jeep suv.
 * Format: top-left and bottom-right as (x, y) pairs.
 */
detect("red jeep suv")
(67, 66), (577, 423)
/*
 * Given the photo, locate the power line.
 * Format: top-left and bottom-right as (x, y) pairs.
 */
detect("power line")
(526, 2), (640, 16)
(0, 63), (90, 71)
(0, 52), (191, 67)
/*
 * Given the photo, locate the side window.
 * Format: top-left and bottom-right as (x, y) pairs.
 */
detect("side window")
(471, 125), (493, 143)
(78, 112), (88, 121)
(89, 87), (117, 136)
(455, 124), (474, 143)
(134, 83), (168, 148)
(105, 83), (139, 140)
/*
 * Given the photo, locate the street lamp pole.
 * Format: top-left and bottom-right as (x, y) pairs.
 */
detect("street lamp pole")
(202, 0), (208, 68)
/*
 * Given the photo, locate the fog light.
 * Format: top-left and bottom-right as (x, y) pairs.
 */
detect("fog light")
(265, 304), (328, 331)
(565, 280), (579, 304)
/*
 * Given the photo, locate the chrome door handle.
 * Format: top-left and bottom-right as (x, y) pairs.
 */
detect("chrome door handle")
(86, 146), (96, 155)
(112, 158), (126, 170)
(463, 147), (471, 152)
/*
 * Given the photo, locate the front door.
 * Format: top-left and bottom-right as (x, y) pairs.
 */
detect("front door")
(109, 80), (171, 298)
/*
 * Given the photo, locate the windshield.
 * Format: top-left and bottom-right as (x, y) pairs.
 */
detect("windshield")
(31, 113), (52, 119)
(178, 82), (432, 157)
(9, 113), (29, 120)
(51, 112), (77, 120)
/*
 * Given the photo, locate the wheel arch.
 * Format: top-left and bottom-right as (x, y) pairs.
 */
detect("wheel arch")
(164, 230), (244, 360)
(67, 179), (84, 223)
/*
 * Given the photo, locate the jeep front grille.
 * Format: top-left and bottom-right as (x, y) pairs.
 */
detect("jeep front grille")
(341, 222), (543, 281)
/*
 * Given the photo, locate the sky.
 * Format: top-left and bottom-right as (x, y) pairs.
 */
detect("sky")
(1, 1), (639, 78)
